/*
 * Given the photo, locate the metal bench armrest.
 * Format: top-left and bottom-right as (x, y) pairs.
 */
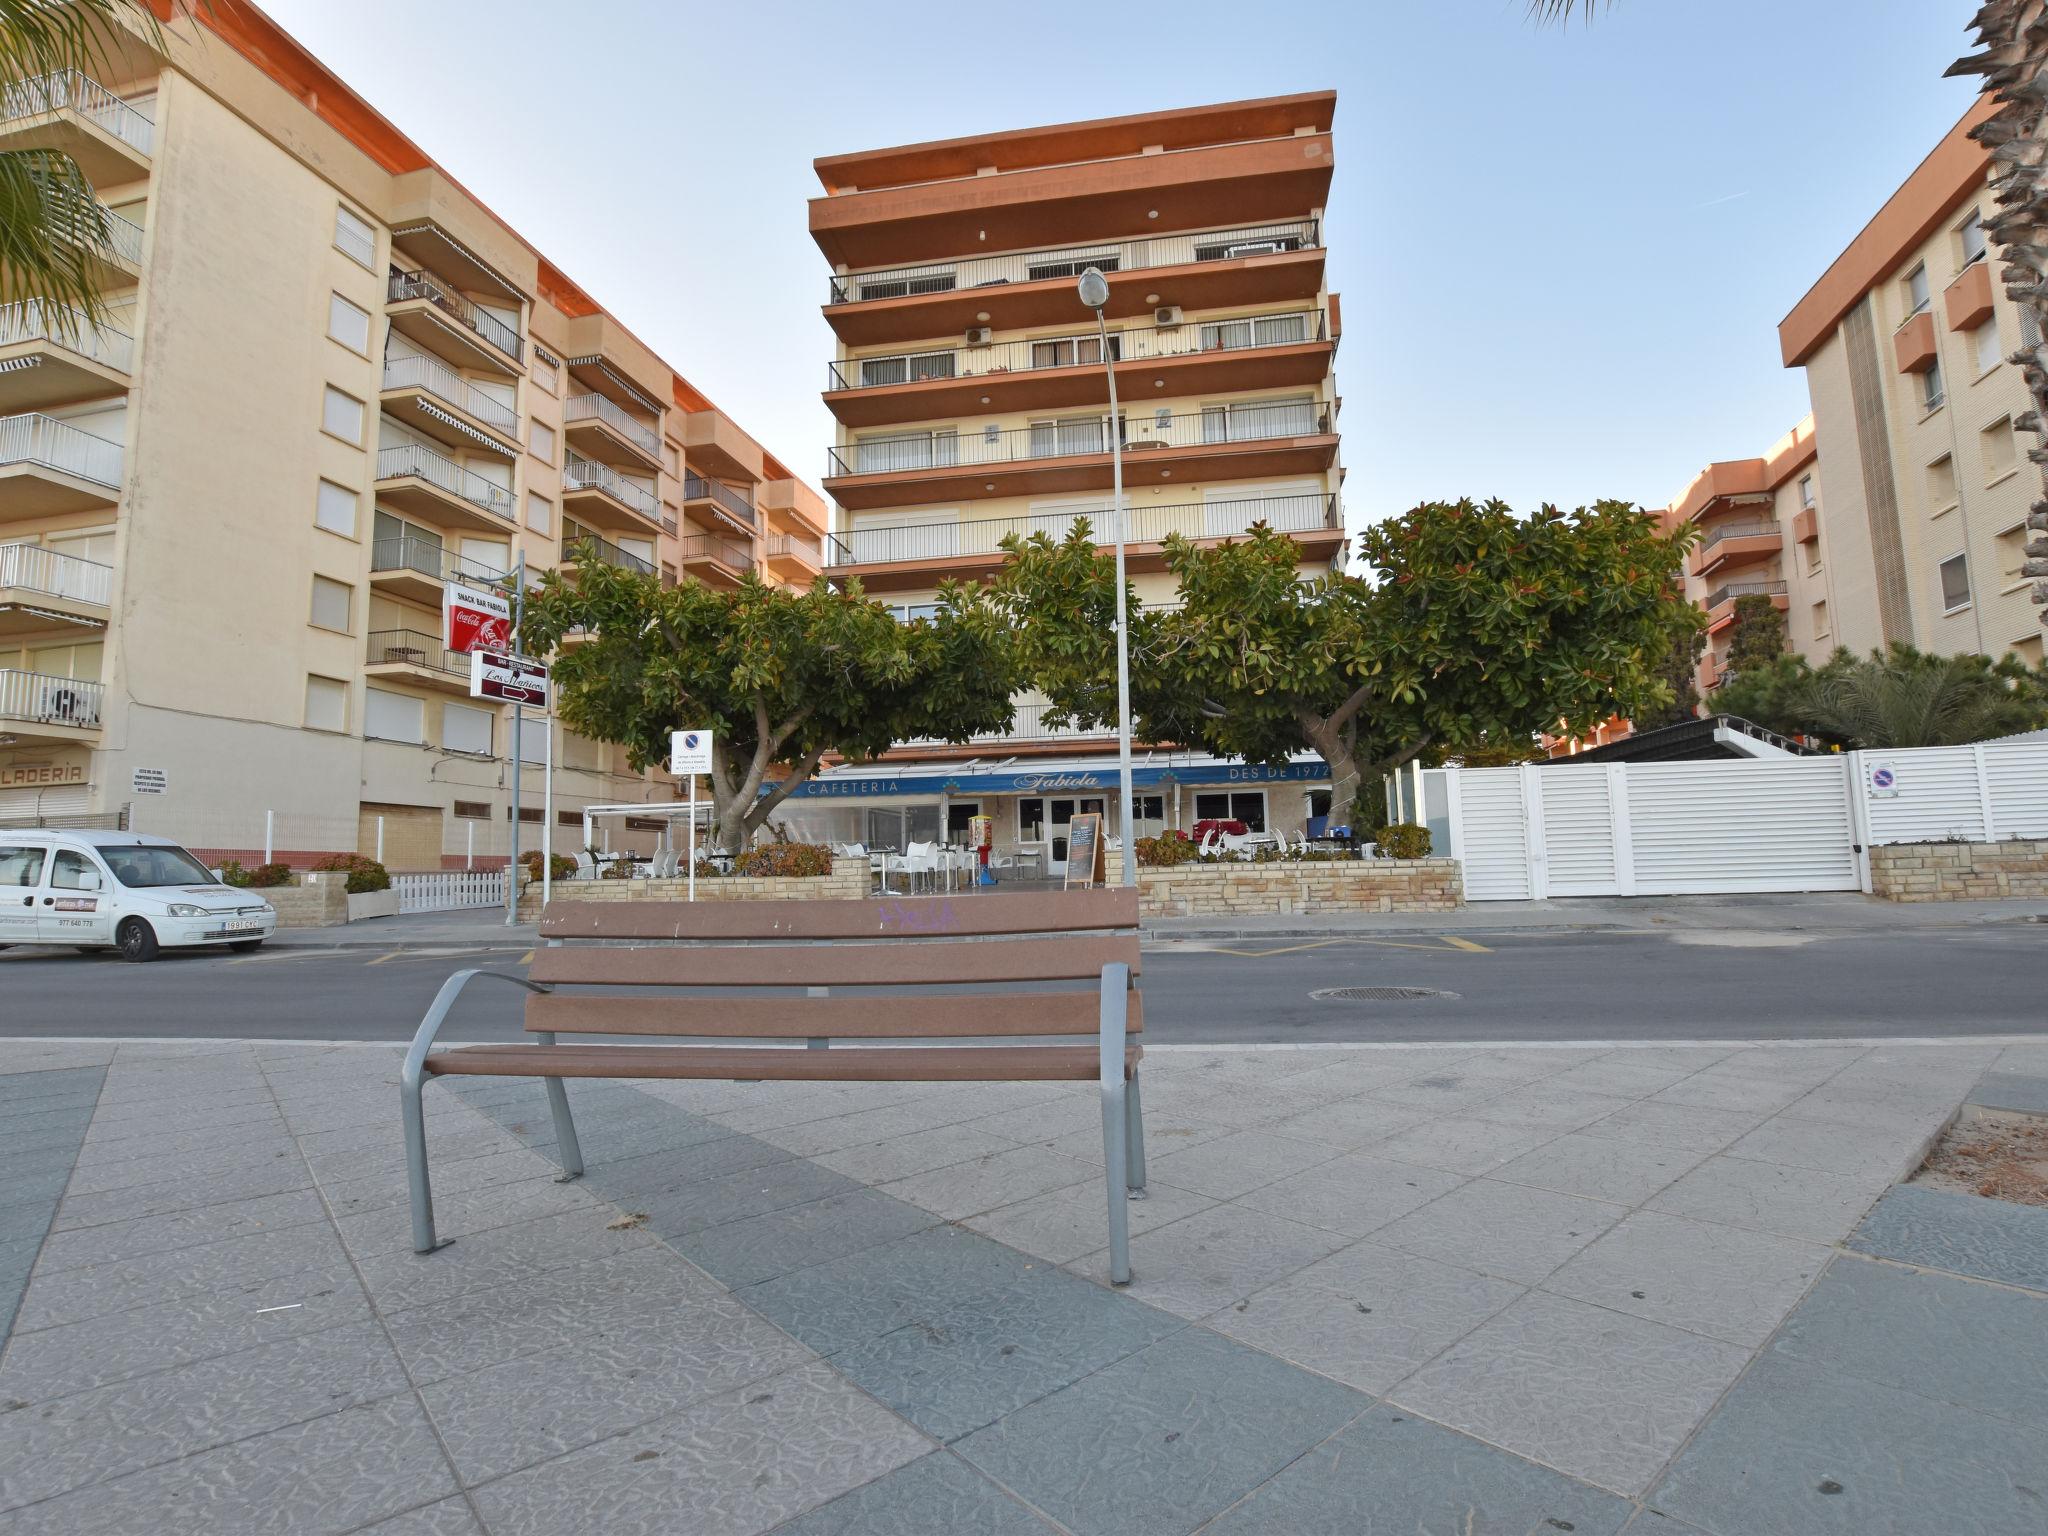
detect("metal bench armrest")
(401, 968), (553, 1094)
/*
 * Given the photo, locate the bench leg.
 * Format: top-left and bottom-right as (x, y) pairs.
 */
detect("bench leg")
(532, 1031), (584, 1181)
(1125, 1068), (1147, 1195)
(1100, 1078), (1132, 1285)
(401, 1066), (447, 1255)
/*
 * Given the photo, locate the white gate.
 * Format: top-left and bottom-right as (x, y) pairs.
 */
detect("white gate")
(395, 870), (505, 913)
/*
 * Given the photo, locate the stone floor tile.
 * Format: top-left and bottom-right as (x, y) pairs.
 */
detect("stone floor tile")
(1968, 1069), (2048, 1115)
(1719, 1117), (1935, 1181)
(878, 1146), (1098, 1221)
(1847, 1184), (2048, 1292)
(351, 1208), (659, 1313)
(1650, 1351), (2047, 1536)
(0, 1320), (408, 1512)
(1200, 1404), (1632, 1536)
(1240, 1153), (1463, 1238)
(673, 1187), (941, 1290)
(1622, 1511), (1712, 1534)
(12, 1221), (353, 1333)
(571, 1132), (796, 1202)
(1042, 1110), (1238, 1167)
(466, 1359), (930, 1536)
(1576, 1102), (1763, 1158)
(0, 1393), (456, 1536)
(1204, 1239), (1524, 1395)
(1367, 1073), (1517, 1113)
(1706, 1045), (1866, 1083)
(1392, 1291), (1749, 1497)
(1263, 1096), (1431, 1151)
(331, 1173), (616, 1256)
(1467, 1084), (1636, 1133)
(953, 1326), (1369, 1536)
(0, 1170), (69, 1216)
(621, 1158), (860, 1242)
(29, 1189), (329, 1273)
(1371, 1179), (1622, 1285)
(1491, 1133), (1707, 1207)
(1541, 1058), (1704, 1099)
(48, 1158), (313, 1233)
(961, 1179), (1215, 1266)
(1777, 1085), (1955, 1133)
(1067, 1204), (1347, 1319)
(1543, 1211), (1828, 1346)
(963, 1097), (1105, 1147)
(815, 1124), (1021, 1186)
(346, 1499), (485, 1535)
(1647, 1157), (1888, 1245)
(1142, 1129), (1340, 1201)
(1370, 1115), (1562, 1176)
(767, 1450), (1058, 1535)
(1646, 1070), (1811, 1116)
(829, 1265), (1184, 1442)
(315, 1146), (562, 1220)
(1770, 1256), (2048, 1427)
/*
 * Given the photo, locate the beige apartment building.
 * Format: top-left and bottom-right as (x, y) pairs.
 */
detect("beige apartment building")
(0, 5), (825, 867)
(793, 94), (1348, 871)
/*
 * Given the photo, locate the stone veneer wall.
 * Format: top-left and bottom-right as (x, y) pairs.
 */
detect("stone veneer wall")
(1869, 840), (2048, 902)
(265, 871), (348, 929)
(518, 856), (870, 919)
(1138, 857), (1463, 917)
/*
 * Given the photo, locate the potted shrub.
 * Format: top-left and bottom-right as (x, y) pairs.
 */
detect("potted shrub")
(312, 853), (398, 921)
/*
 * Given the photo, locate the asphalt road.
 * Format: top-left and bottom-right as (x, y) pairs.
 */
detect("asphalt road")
(0, 924), (2040, 1044)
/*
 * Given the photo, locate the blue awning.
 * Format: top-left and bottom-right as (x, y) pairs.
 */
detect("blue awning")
(772, 757), (1330, 800)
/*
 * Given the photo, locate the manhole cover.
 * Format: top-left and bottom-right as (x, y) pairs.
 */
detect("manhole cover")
(1310, 986), (1458, 1002)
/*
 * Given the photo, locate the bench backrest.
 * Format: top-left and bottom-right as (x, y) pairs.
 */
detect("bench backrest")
(526, 888), (1142, 1041)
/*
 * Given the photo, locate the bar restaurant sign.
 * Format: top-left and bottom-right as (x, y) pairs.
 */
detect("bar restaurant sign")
(444, 580), (513, 656)
(469, 650), (549, 707)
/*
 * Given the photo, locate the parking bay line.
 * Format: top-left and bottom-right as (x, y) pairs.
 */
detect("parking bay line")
(1199, 936), (1491, 958)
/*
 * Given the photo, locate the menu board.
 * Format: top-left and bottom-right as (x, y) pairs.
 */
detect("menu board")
(1064, 812), (1106, 889)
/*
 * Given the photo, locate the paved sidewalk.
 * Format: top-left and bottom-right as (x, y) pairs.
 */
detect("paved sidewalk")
(2, 1035), (2044, 1533)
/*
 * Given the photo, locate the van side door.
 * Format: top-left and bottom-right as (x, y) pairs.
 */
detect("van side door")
(0, 844), (45, 944)
(37, 847), (117, 946)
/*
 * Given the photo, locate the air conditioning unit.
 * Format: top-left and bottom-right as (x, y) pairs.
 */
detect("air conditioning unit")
(1154, 305), (1183, 328)
(965, 326), (994, 346)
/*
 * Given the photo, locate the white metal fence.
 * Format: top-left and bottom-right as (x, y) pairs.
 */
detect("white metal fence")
(394, 871), (506, 913)
(0, 543), (113, 605)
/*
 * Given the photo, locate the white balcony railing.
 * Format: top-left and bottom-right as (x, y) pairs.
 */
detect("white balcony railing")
(0, 299), (134, 373)
(564, 452), (658, 516)
(763, 533), (821, 565)
(1, 70), (155, 155)
(0, 669), (103, 730)
(376, 442), (515, 521)
(382, 353), (517, 434)
(0, 543), (114, 606)
(829, 493), (1336, 567)
(0, 412), (123, 488)
(97, 203), (144, 266)
(563, 392), (659, 454)
(903, 698), (1107, 748)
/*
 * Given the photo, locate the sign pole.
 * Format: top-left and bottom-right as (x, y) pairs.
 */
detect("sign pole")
(670, 730), (714, 903)
(505, 548), (525, 926)
(687, 774), (697, 903)
(542, 712), (554, 909)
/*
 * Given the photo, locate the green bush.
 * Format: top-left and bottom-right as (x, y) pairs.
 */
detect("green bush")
(732, 842), (835, 878)
(219, 859), (293, 888)
(518, 850), (577, 883)
(1135, 833), (1198, 868)
(1371, 824), (1432, 860)
(311, 852), (392, 894)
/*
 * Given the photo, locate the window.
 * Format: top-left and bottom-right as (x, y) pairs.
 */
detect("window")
(453, 800), (490, 820)
(532, 348), (558, 393)
(1198, 313), (1309, 351)
(529, 420), (556, 464)
(1981, 415), (2018, 480)
(1028, 415), (1115, 457)
(1999, 523), (2030, 581)
(1920, 358), (1945, 412)
(1025, 252), (1119, 282)
(1927, 454), (1958, 509)
(661, 444), (679, 474)
(1975, 319), (2003, 376)
(1939, 552), (1972, 613)
(1960, 208), (1987, 267)
(854, 429), (957, 473)
(856, 269), (956, 301)
(510, 806), (543, 824)
(2025, 306), (2043, 348)
(333, 205), (375, 269)
(364, 687), (424, 744)
(0, 846), (46, 888)
(859, 350), (957, 386)
(1812, 599), (1830, 638)
(314, 479), (357, 537)
(1805, 539), (1823, 576)
(1028, 334), (1119, 370)
(442, 701), (493, 756)
(304, 674), (347, 732)
(1798, 474), (1815, 510)
(51, 849), (103, 891)
(1193, 790), (1267, 832)
(1201, 397), (1315, 442)
(1905, 263), (1930, 316)
(321, 385), (364, 444)
(887, 600), (942, 624)
(525, 491), (553, 534)
(327, 293), (370, 355)
(558, 810), (584, 827)
(308, 575), (351, 633)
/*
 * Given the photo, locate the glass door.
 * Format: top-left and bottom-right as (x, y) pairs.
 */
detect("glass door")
(1046, 796), (1106, 876)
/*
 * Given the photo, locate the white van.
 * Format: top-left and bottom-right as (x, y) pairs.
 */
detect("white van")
(0, 830), (277, 962)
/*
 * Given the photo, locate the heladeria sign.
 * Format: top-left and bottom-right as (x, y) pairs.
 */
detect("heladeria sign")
(444, 580), (513, 656)
(469, 650), (549, 707)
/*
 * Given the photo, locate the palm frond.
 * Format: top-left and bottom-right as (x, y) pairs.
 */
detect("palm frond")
(1527, 0), (1610, 24)
(0, 146), (114, 330)
(0, 0), (166, 90)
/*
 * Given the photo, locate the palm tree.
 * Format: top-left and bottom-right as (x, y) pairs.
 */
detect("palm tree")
(0, 1), (171, 337)
(1788, 651), (2045, 749)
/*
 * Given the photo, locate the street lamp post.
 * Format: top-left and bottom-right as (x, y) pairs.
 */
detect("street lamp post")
(1078, 267), (1137, 888)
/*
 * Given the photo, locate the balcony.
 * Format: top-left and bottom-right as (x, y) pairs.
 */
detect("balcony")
(1689, 520), (1783, 579)
(563, 392), (660, 470)
(387, 269), (523, 375)
(761, 532), (822, 578)
(677, 533), (754, 587)
(0, 71), (154, 185)
(1704, 580), (1789, 632)
(903, 698), (1110, 750)
(0, 301), (133, 411)
(562, 521), (656, 578)
(827, 309), (1333, 428)
(0, 413), (122, 518)
(369, 535), (505, 606)
(759, 476), (826, 538)
(379, 354), (518, 454)
(0, 544), (112, 635)
(824, 398), (1339, 510)
(72, 202), (143, 288)
(364, 628), (473, 695)
(682, 472), (756, 536)
(562, 452), (660, 532)
(0, 668), (102, 740)
(827, 492), (1340, 590)
(824, 219), (1327, 347)
(374, 442), (516, 532)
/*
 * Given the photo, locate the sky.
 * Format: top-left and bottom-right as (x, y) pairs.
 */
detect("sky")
(260, 0), (1985, 535)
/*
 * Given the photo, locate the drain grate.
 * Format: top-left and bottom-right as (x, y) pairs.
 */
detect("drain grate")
(1311, 986), (1458, 1002)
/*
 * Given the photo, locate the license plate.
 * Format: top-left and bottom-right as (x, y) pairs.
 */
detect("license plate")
(213, 919), (262, 934)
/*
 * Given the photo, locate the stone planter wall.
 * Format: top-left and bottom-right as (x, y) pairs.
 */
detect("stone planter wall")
(264, 872), (348, 929)
(519, 856), (869, 920)
(346, 888), (402, 923)
(1870, 839), (2048, 902)
(1138, 857), (1463, 917)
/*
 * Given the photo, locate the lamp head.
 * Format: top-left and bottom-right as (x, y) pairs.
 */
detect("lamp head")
(1076, 266), (1111, 311)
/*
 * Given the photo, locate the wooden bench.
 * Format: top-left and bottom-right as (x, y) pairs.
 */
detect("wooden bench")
(400, 887), (1148, 1281)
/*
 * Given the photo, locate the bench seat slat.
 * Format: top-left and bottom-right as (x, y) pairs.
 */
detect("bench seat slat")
(524, 992), (1142, 1038)
(527, 935), (1139, 988)
(539, 889), (1137, 942)
(424, 1043), (1142, 1083)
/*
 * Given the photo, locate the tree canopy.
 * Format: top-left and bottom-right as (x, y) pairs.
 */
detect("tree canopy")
(520, 551), (1019, 850)
(991, 499), (1698, 819)
(1713, 644), (2048, 748)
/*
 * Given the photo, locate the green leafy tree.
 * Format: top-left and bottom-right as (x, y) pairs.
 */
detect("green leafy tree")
(991, 501), (1698, 821)
(1718, 645), (2048, 747)
(1723, 593), (1789, 678)
(521, 553), (1019, 852)
(1647, 623), (1706, 727)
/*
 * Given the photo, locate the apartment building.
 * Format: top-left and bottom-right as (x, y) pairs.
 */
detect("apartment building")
(0, 4), (825, 867)
(795, 94), (1347, 872)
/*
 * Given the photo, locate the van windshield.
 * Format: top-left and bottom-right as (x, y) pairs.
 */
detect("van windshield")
(101, 846), (217, 889)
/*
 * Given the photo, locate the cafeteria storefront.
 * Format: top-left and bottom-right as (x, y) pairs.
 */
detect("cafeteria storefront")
(767, 752), (1333, 877)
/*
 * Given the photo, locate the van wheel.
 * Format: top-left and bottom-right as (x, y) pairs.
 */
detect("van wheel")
(117, 918), (160, 963)
(229, 939), (263, 952)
